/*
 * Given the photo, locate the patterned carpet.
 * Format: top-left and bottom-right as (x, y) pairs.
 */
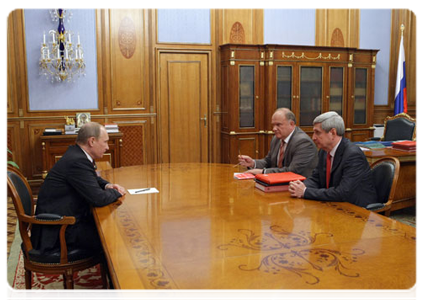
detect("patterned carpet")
(7, 196), (17, 258)
(388, 206), (416, 227)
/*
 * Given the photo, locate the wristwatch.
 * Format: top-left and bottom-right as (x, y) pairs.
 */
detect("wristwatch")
(262, 168), (266, 174)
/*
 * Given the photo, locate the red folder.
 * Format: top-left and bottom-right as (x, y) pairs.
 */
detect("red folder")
(392, 140), (416, 151)
(255, 172), (306, 186)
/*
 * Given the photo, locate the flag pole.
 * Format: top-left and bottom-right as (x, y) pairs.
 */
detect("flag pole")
(394, 23), (407, 115)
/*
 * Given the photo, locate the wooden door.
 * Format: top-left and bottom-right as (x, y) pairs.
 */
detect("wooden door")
(158, 52), (209, 163)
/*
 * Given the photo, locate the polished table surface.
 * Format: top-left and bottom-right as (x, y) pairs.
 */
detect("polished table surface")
(94, 163), (416, 289)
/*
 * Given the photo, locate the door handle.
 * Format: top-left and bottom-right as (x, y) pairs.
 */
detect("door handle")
(200, 114), (207, 127)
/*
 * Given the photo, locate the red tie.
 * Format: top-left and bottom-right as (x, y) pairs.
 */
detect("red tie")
(326, 153), (331, 188)
(278, 140), (285, 168)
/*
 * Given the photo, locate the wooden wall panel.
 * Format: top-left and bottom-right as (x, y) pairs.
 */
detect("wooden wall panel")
(27, 121), (69, 179)
(110, 10), (149, 111)
(218, 9), (263, 45)
(7, 123), (22, 168)
(315, 9), (359, 48)
(7, 13), (16, 115)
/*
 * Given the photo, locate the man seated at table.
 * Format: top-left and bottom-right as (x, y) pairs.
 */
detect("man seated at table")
(288, 111), (377, 207)
(238, 108), (318, 177)
(31, 122), (126, 257)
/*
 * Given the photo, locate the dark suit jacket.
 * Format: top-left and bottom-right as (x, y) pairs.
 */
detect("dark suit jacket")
(31, 144), (121, 255)
(303, 137), (378, 207)
(254, 127), (318, 177)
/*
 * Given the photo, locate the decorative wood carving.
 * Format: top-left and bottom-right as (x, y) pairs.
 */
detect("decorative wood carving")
(331, 28), (345, 47)
(118, 17), (137, 59)
(230, 22), (245, 44)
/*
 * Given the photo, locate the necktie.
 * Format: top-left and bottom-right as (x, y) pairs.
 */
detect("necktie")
(326, 153), (331, 189)
(93, 160), (97, 170)
(278, 140), (285, 168)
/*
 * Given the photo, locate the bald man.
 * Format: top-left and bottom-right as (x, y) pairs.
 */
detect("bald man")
(238, 108), (318, 177)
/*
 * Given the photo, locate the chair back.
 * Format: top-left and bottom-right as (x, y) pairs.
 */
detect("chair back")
(382, 113), (416, 141)
(371, 157), (400, 205)
(7, 166), (36, 253)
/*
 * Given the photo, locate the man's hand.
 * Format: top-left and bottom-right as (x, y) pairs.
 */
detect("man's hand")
(105, 183), (127, 196)
(244, 168), (264, 175)
(289, 180), (306, 198)
(238, 155), (255, 168)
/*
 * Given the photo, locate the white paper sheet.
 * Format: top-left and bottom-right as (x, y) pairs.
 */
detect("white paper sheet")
(128, 188), (159, 195)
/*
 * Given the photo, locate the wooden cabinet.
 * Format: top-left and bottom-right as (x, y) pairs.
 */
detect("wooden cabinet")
(40, 132), (123, 178)
(219, 44), (378, 163)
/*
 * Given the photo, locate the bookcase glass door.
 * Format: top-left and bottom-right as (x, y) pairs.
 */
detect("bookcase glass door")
(299, 66), (322, 126)
(329, 67), (344, 116)
(239, 66), (255, 128)
(276, 66), (292, 110)
(354, 68), (367, 124)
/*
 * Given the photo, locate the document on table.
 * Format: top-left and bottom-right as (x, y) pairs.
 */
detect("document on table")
(128, 188), (159, 195)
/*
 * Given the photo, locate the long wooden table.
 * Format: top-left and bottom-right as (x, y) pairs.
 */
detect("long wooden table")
(363, 147), (416, 215)
(93, 163), (416, 289)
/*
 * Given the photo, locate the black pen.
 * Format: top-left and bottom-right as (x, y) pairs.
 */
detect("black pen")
(135, 188), (150, 193)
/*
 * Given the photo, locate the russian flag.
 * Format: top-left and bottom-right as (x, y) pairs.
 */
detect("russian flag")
(394, 35), (407, 115)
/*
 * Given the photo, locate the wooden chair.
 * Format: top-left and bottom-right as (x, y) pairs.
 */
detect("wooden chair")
(7, 166), (108, 289)
(366, 157), (400, 216)
(373, 113), (416, 141)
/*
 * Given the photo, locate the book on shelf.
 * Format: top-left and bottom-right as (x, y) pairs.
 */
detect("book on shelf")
(255, 182), (289, 192)
(355, 141), (385, 149)
(106, 129), (120, 133)
(234, 173), (256, 180)
(104, 123), (119, 133)
(43, 128), (62, 136)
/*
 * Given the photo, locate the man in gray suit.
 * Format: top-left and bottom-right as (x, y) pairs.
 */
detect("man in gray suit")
(238, 108), (318, 177)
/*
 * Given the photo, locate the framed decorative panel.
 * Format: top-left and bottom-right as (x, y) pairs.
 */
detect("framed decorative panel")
(157, 9), (211, 44)
(24, 9), (99, 111)
(218, 9), (263, 45)
(110, 10), (148, 111)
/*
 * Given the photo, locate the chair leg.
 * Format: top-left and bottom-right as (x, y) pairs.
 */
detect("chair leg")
(63, 270), (74, 289)
(100, 262), (108, 289)
(24, 269), (32, 289)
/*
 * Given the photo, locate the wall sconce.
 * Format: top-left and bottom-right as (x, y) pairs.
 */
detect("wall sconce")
(39, 9), (86, 83)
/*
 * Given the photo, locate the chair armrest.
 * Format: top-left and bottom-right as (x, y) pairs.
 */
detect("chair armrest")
(366, 203), (385, 211)
(21, 213), (76, 264)
(35, 213), (64, 221)
(21, 214), (76, 225)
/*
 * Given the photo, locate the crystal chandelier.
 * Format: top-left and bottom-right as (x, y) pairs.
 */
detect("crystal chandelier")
(39, 9), (86, 83)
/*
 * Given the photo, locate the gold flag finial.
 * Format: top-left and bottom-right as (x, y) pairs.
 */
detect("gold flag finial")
(400, 24), (405, 36)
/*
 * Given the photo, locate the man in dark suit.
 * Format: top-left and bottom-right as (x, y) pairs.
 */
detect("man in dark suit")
(289, 111), (377, 207)
(31, 122), (126, 256)
(238, 108), (318, 177)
